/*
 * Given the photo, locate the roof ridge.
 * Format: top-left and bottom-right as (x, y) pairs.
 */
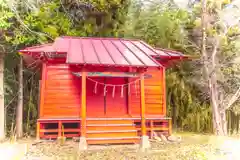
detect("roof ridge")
(59, 36), (141, 41)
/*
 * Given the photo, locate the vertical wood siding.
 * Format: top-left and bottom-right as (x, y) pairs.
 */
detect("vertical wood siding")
(42, 64), (81, 118)
(40, 64), (165, 118)
(105, 78), (128, 116)
(86, 77), (105, 117)
(129, 68), (164, 116)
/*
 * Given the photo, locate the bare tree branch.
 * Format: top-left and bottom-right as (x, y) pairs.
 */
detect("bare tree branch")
(224, 87), (240, 110)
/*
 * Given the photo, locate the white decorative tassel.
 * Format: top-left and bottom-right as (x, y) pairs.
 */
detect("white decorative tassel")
(135, 80), (137, 97)
(104, 85), (107, 96)
(112, 86), (115, 98)
(121, 85), (124, 98)
(128, 83), (130, 95)
(94, 82), (98, 94)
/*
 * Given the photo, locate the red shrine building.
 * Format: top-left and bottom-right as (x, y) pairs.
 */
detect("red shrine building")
(19, 36), (188, 149)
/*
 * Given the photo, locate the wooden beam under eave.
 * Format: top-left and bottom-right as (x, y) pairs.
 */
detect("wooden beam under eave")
(81, 71), (87, 137)
(140, 74), (146, 136)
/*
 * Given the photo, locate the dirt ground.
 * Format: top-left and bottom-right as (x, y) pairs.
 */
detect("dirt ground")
(6, 133), (240, 160)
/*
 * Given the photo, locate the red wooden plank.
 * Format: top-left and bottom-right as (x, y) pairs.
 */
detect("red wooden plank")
(86, 77), (105, 117)
(87, 139), (139, 144)
(105, 78), (128, 116)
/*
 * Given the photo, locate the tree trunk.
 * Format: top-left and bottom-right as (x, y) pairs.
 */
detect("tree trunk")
(201, 0), (228, 136)
(237, 114), (239, 133)
(16, 57), (23, 138)
(196, 112), (200, 132)
(201, 0), (219, 135)
(171, 95), (177, 129)
(210, 79), (227, 136)
(210, 76), (225, 135)
(201, 0), (208, 78)
(221, 110), (227, 135)
(0, 54), (5, 140)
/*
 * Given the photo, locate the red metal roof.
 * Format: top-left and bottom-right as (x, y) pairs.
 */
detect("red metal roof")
(154, 48), (185, 58)
(19, 36), (189, 68)
(19, 43), (54, 53)
(54, 37), (161, 67)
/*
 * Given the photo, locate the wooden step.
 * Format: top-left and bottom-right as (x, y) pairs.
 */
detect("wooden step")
(87, 131), (137, 138)
(87, 137), (140, 140)
(40, 129), (80, 133)
(87, 139), (140, 144)
(87, 120), (133, 125)
(135, 127), (169, 131)
(87, 137), (140, 144)
(42, 133), (79, 139)
(87, 130), (136, 133)
(37, 118), (172, 141)
(87, 124), (135, 126)
(87, 125), (136, 131)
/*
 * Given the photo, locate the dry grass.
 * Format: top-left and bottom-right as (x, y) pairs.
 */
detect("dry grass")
(20, 133), (240, 160)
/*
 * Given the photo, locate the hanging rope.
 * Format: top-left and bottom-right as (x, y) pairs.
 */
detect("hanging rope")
(86, 75), (145, 98)
(87, 77), (141, 87)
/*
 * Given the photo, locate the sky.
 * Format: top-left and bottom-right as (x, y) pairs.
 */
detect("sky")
(144, 0), (240, 27)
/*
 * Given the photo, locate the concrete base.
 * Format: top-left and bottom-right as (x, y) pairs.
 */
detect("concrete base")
(57, 136), (66, 145)
(79, 137), (87, 150)
(36, 136), (40, 141)
(140, 135), (150, 151)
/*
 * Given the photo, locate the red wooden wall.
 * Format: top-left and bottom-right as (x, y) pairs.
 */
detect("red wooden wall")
(39, 64), (165, 119)
(128, 68), (164, 117)
(40, 64), (81, 118)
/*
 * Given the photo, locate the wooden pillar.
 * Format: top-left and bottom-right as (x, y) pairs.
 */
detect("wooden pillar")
(140, 74), (146, 136)
(162, 67), (166, 116)
(168, 118), (172, 136)
(36, 121), (40, 140)
(150, 120), (153, 139)
(81, 71), (87, 137)
(79, 70), (87, 150)
(37, 63), (46, 140)
(140, 73), (150, 150)
(40, 63), (47, 118)
(58, 121), (62, 138)
(128, 68), (133, 115)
